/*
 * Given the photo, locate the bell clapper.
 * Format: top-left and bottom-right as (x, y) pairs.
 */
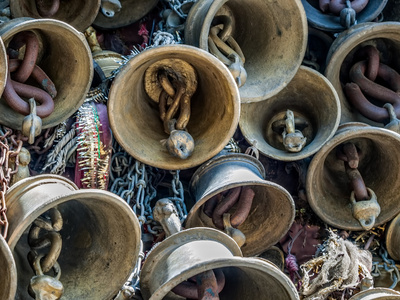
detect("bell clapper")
(384, 103), (400, 134)
(153, 199), (224, 299)
(282, 109), (307, 153)
(10, 147), (31, 186)
(100, 0), (122, 18)
(21, 98), (43, 145)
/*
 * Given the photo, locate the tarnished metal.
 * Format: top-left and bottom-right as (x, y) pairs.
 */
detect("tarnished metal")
(5, 174), (141, 299)
(0, 18), (93, 130)
(185, 0), (307, 103)
(240, 66), (340, 161)
(306, 123), (400, 230)
(21, 98), (42, 144)
(302, 0), (387, 32)
(186, 153), (295, 256)
(10, 0), (101, 32)
(325, 22), (400, 125)
(0, 234), (17, 300)
(141, 199), (298, 299)
(93, 0), (158, 29)
(350, 288), (400, 299)
(108, 45), (240, 170)
(386, 212), (400, 262)
(0, 36), (7, 97)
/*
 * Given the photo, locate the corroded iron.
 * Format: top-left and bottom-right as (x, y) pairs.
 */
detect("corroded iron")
(108, 45), (240, 170)
(0, 234), (17, 300)
(302, 0), (387, 32)
(185, 0), (307, 102)
(141, 200), (299, 300)
(93, 0), (158, 29)
(306, 123), (400, 231)
(350, 288), (400, 299)
(0, 18), (93, 130)
(5, 174), (141, 299)
(325, 22), (400, 125)
(240, 66), (340, 161)
(186, 153), (295, 256)
(386, 212), (400, 262)
(10, 0), (101, 32)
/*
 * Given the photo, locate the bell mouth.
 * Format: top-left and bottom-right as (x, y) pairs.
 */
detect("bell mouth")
(0, 235), (17, 300)
(0, 18), (93, 130)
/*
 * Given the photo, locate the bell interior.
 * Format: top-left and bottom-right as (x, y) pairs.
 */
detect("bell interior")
(189, 183), (294, 257)
(0, 21), (92, 129)
(199, 0), (306, 102)
(10, 1), (100, 31)
(13, 198), (139, 300)
(315, 134), (400, 229)
(240, 67), (339, 160)
(109, 48), (237, 170)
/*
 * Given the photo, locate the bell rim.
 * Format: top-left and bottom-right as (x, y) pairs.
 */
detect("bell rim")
(108, 44), (241, 170)
(349, 287), (400, 299)
(306, 125), (400, 230)
(386, 212), (400, 261)
(0, 234), (17, 300)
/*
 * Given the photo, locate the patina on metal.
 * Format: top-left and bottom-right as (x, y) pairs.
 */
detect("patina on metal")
(0, 18), (93, 130)
(240, 66), (340, 162)
(386, 212), (400, 262)
(186, 153), (295, 256)
(349, 288), (400, 299)
(10, 0), (101, 32)
(306, 123), (400, 231)
(301, 0), (387, 32)
(325, 22), (400, 125)
(141, 198), (299, 300)
(108, 45), (240, 170)
(185, 0), (307, 103)
(93, 0), (158, 29)
(5, 174), (141, 299)
(0, 234), (17, 300)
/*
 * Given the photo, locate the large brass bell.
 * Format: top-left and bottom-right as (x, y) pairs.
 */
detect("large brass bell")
(108, 45), (240, 170)
(93, 0), (158, 29)
(349, 288), (400, 299)
(325, 22), (400, 125)
(6, 174), (141, 299)
(140, 198), (299, 299)
(306, 123), (400, 231)
(386, 212), (400, 262)
(10, 0), (101, 32)
(184, 0), (307, 102)
(0, 235), (17, 300)
(240, 66), (340, 161)
(0, 18), (93, 130)
(186, 153), (295, 256)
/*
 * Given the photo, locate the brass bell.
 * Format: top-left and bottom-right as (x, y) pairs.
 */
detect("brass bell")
(349, 288), (400, 299)
(93, 0), (158, 29)
(0, 235), (17, 300)
(301, 0), (387, 32)
(10, 0), (101, 32)
(185, 153), (295, 256)
(184, 0), (307, 102)
(6, 174), (141, 299)
(0, 36), (6, 95)
(0, 18), (93, 130)
(140, 198), (299, 300)
(386, 212), (400, 262)
(306, 123), (400, 231)
(240, 66), (340, 161)
(325, 22), (400, 125)
(108, 44), (240, 170)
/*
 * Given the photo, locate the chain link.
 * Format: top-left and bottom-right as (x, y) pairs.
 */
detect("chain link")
(169, 170), (187, 223)
(372, 246), (400, 289)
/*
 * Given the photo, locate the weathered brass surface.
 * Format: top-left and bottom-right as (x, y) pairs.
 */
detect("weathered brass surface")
(5, 174), (141, 300)
(325, 22), (400, 125)
(10, 0), (101, 32)
(386, 212), (400, 261)
(186, 153), (295, 256)
(93, 0), (158, 29)
(306, 123), (400, 231)
(0, 36), (7, 98)
(0, 18), (93, 130)
(240, 66), (340, 161)
(108, 45), (240, 170)
(185, 0), (307, 102)
(349, 288), (400, 299)
(0, 234), (17, 300)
